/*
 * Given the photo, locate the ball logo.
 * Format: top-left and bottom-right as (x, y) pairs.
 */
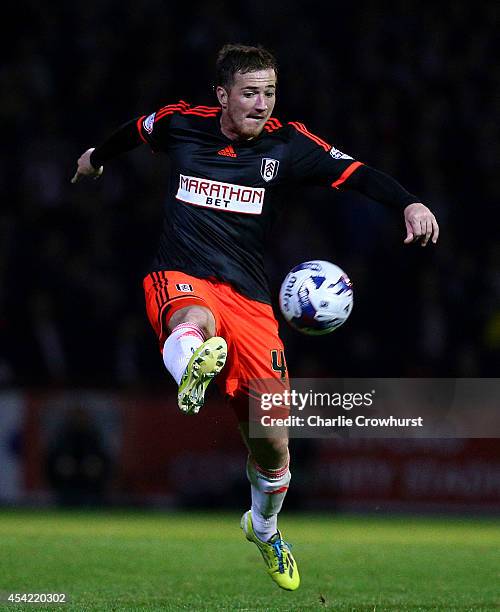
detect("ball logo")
(260, 158), (280, 182)
(281, 274), (298, 313)
(176, 283), (193, 292)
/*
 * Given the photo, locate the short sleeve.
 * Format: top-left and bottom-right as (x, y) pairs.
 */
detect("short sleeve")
(288, 122), (363, 189)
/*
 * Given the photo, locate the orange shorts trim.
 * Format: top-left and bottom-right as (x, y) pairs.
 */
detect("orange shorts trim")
(143, 271), (212, 348)
(143, 270), (289, 420)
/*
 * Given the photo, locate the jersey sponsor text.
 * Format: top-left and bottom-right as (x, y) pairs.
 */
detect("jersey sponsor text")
(176, 174), (265, 214)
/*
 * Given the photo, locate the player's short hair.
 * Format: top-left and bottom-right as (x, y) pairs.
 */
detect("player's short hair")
(215, 44), (278, 89)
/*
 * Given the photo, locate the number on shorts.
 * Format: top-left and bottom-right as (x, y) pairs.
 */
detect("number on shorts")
(271, 349), (287, 378)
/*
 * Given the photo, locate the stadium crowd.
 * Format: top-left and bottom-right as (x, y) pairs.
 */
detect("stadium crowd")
(1, 0), (498, 388)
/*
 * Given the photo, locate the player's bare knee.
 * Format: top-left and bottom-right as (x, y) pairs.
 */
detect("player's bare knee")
(169, 305), (216, 338)
(268, 437), (289, 464)
(253, 437), (289, 469)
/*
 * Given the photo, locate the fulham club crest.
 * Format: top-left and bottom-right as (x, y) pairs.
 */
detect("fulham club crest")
(260, 158), (280, 182)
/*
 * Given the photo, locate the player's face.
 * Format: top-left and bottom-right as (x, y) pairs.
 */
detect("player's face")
(217, 69), (276, 140)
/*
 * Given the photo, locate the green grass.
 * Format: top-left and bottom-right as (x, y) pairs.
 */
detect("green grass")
(0, 510), (498, 611)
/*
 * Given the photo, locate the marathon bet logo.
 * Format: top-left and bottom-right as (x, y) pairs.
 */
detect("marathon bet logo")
(143, 112), (156, 134)
(260, 158), (280, 182)
(176, 174), (264, 215)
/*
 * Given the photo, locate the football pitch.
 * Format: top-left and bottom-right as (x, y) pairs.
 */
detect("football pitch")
(0, 510), (498, 611)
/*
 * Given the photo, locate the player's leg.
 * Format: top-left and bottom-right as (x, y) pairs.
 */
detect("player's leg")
(143, 272), (227, 414)
(219, 289), (299, 589)
(239, 423), (290, 541)
(237, 419), (299, 590)
(165, 305), (227, 414)
(168, 304), (216, 338)
(163, 305), (216, 385)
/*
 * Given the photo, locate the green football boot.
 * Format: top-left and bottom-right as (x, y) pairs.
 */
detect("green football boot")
(241, 510), (300, 591)
(178, 336), (227, 415)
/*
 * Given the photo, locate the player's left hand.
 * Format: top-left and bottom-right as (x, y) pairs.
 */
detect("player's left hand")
(403, 202), (439, 246)
(71, 148), (103, 184)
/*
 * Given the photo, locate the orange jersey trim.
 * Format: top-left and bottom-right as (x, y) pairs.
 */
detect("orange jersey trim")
(155, 101), (220, 123)
(190, 104), (220, 112)
(157, 100), (189, 113)
(182, 109), (220, 117)
(289, 121), (331, 151)
(331, 161), (364, 188)
(264, 117), (283, 132)
(136, 115), (147, 142)
(156, 103), (189, 121)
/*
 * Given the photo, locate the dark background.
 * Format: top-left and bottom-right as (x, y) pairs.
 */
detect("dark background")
(1, 1), (498, 387)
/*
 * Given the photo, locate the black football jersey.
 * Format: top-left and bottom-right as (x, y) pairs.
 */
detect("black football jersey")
(137, 100), (363, 304)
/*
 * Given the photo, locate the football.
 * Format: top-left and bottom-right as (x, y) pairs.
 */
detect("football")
(279, 260), (354, 335)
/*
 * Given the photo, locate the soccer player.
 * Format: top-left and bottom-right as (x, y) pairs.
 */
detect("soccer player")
(72, 44), (439, 591)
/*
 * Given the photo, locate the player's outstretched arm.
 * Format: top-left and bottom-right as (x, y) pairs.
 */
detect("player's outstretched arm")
(403, 202), (439, 247)
(342, 165), (439, 247)
(71, 148), (103, 183)
(71, 118), (143, 184)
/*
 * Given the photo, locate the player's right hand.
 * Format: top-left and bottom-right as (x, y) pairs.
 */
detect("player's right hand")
(403, 202), (439, 247)
(71, 148), (103, 183)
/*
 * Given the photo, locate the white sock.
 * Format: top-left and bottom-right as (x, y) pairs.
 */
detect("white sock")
(162, 322), (206, 385)
(247, 454), (291, 542)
